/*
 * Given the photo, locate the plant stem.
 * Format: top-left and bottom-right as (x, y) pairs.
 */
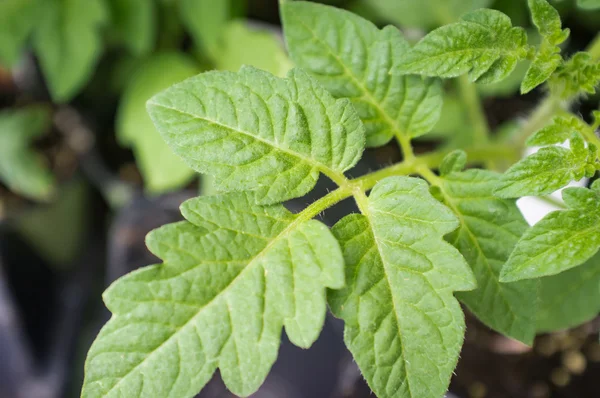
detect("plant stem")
(457, 74), (490, 146)
(296, 143), (518, 221)
(396, 134), (416, 162)
(415, 164), (442, 185)
(297, 185), (352, 220)
(510, 33), (600, 149)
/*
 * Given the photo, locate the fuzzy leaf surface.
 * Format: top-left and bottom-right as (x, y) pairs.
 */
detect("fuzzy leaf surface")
(82, 191), (344, 397)
(501, 186), (600, 281)
(117, 53), (198, 193)
(33, 0), (107, 101)
(537, 251), (600, 332)
(282, 1), (442, 147)
(438, 169), (537, 344)
(0, 0), (39, 66)
(528, 0), (568, 45)
(147, 66), (365, 204)
(521, 45), (562, 94)
(393, 9), (529, 84)
(0, 106), (54, 200)
(494, 143), (595, 198)
(550, 52), (600, 98)
(526, 115), (591, 146)
(329, 177), (476, 398)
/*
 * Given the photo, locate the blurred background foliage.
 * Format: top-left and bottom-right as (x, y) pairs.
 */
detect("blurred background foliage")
(1, 0), (600, 397)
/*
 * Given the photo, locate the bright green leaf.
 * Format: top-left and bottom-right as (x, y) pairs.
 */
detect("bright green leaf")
(108, 0), (156, 55)
(521, 44), (562, 94)
(501, 186), (600, 282)
(282, 1), (443, 147)
(214, 21), (292, 77)
(33, 0), (108, 102)
(393, 9), (529, 84)
(0, 106), (55, 201)
(494, 141), (596, 198)
(0, 0), (39, 66)
(536, 251), (600, 332)
(528, 0), (569, 46)
(526, 114), (592, 146)
(549, 52), (600, 98)
(329, 177), (476, 398)
(520, 0), (567, 93)
(82, 191), (344, 397)
(368, 0), (492, 28)
(147, 66), (366, 204)
(117, 53), (198, 193)
(438, 169), (538, 344)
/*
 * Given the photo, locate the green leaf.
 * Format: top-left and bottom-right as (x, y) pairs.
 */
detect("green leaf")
(282, 1), (443, 147)
(437, 169), (538, 344)
(214, 21), (293, 77)
(33, 0), (108, 101)
(526, 114), (591, 146)
(494, 140), (597, 198)
(521, 44), (562, 94)
(117, 53), (198, 193)
(0, 0), (39, 66)
(329, 177), (476, 398)
(528, 0), (569, 46)
(439, 150), (467, 176)
(82, 191), (344, 397)
(147, 66), (366, 204)
(178, 0), (229, 56)
(14, 179), (89, 268)
(537, 251), (600, 332)
(549, 52), (600, 98)
(520, 0), (568, 94)
(108, 0), (156, 55)
(501, 186), (600, 282)
(577, 0), (600, 9)
(479, 58), (530, 97)
(367, 0), (492, 28)
(393, 9), (529, 84)
(0, 106), (55, 201)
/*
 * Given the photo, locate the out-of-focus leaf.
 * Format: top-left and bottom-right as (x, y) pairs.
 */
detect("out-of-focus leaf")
(33, 0), (108, 101)
(117, 53), (198, 193)
(0, 0), (39, 66)
(108, 0), (156, 55)
(0, 106), (54, 201)
(214, 21), (292, 77)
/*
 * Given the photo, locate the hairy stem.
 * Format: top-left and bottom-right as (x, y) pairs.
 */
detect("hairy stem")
(396, 134), (416, 162)
(297, 143), (518, 220)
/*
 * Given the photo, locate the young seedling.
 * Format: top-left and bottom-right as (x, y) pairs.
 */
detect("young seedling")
(82, 1), (600, 397)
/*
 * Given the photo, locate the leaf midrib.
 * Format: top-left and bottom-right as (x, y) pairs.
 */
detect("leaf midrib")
(293, 16), (409, 140)
(443, 188), (531, 339)
(505, 218), (600, 279)
(148, 100), (346, 182)
(97, 215), (309, 396)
